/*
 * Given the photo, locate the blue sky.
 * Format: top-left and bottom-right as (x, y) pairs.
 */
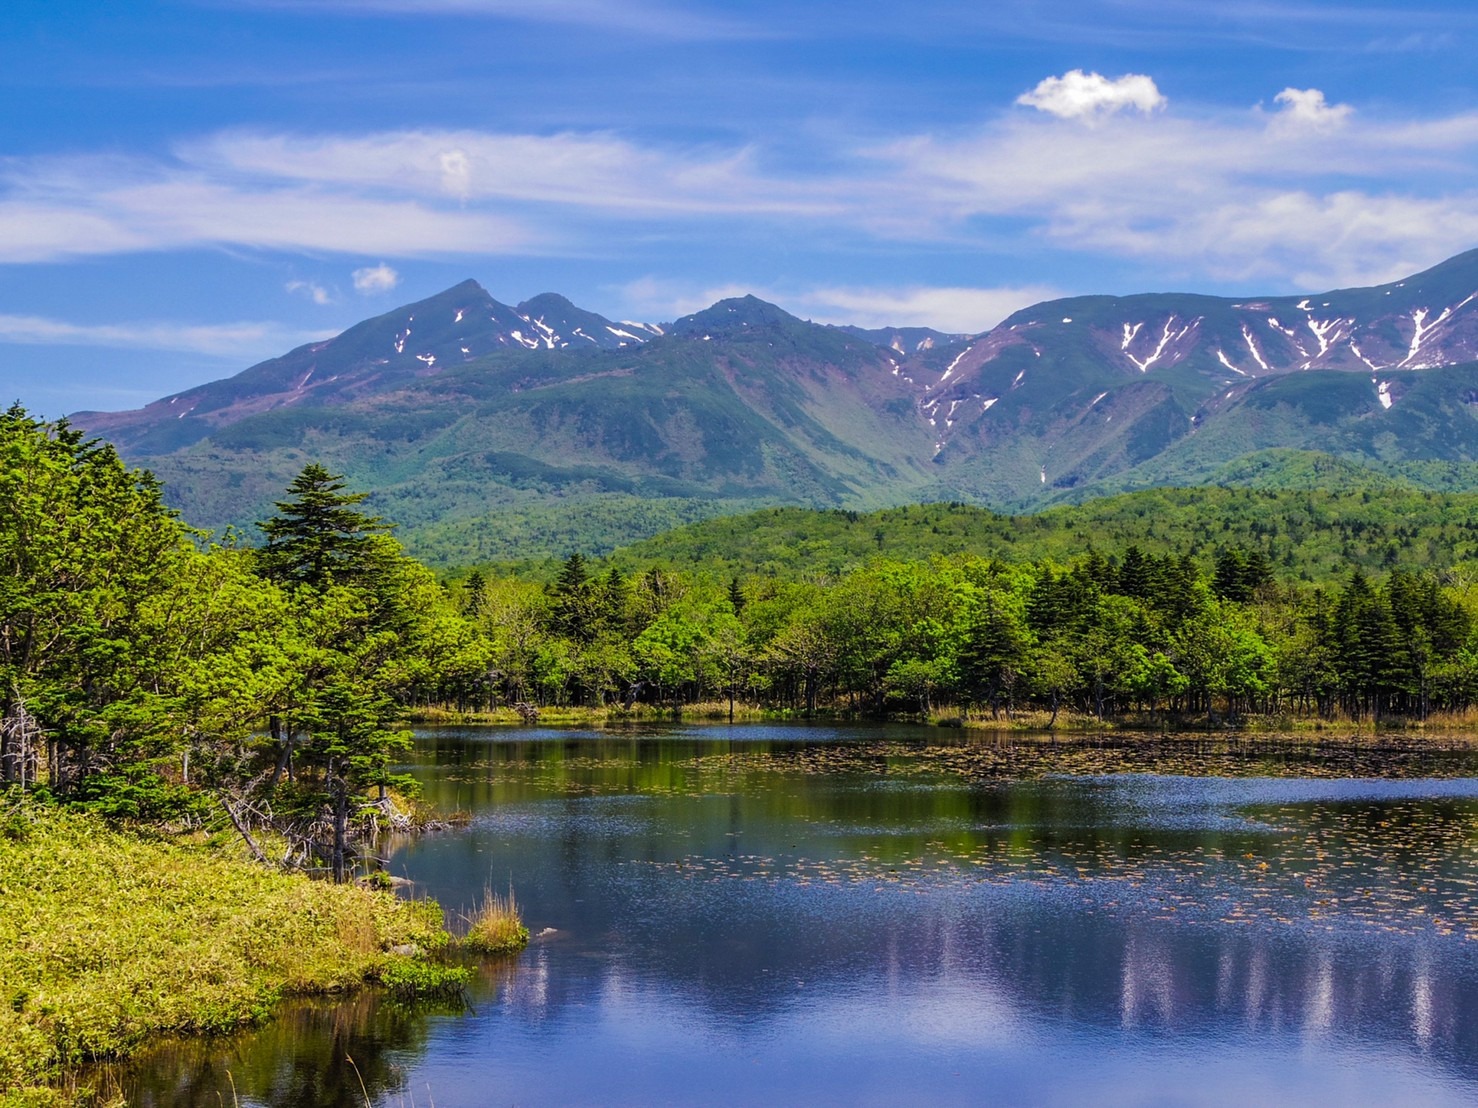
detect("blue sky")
(6, 0), (1478, 414)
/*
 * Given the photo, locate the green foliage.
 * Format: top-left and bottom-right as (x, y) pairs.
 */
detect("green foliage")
(374, 959), (471, 998)
(255, 463), (389, 588)
(461, 888), (530, 956)
(0, 412), (488, 880)
(608, 489), (1478, 584)
(0, 806), (451, 1099)
(0, 404), (203, 812)
(443, 504), (1478, 724)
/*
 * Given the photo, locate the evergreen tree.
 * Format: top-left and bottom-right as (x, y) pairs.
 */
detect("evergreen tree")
(0, 404), (195, 809)
(957, 589), (1032, 717)
(255, 464), (387, 588)
(550, 552), (596, 643)
(1117, 546), (1152, 600)
(461, 569), (487, 615)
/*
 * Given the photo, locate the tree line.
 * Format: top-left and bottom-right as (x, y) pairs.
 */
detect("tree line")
(453, 541), (1476, 726)
(7, 405), (1478, 873)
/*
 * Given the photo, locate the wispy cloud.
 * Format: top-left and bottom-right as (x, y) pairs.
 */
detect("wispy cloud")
(182, 129), (837, 215)
(286, 278), (333, 304)
(924, 0), (1478, 52)
(0, 153), (536, 263)
(616, 278), (1064, 333)
(793, 285), (1066, 333)
(234, 0), (764, 40)
(6, 81), (1478, 291)
(0, 130), (841, 266)
(0, 314), (332, 356)
(869, 90), (1478, 287)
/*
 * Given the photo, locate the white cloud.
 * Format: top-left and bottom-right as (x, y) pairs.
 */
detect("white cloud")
(615, 278), (1061, 333)
(615, 277), (757, 321)
(184, 130), (837, 216)
(1016, 70), (1166, 120)
(1272, 87), (1354, 130)
(5, 83), (1478, 294)
(286, 279), (332, 305)
(0, 175), (535, 265)
(240, 0), (763, 40)
(793, 285), (1064, 333)
(352, 263), (400, 294)
(867, 95), (1478, 287)
(438, 148), (472, 200)
(0, 314), (331, 356)
(1365, 31), (1454, 54)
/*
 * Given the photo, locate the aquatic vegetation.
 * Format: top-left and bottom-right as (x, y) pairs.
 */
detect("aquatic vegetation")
(374, 959), (471, 998)
(461, 887), (530, 955)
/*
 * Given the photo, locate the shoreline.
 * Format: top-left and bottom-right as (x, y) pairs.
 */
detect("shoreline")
(0, 807), (464, 1107)
(404, 703), (1478, 739)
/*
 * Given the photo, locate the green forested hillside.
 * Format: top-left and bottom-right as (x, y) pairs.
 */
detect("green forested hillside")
(591, 487), (1478, 584)
(67, 252), (1478, 558)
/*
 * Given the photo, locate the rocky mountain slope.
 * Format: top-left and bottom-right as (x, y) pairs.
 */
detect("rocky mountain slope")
(68, 249), (1478, 562)
(905, 248), (1478, 502)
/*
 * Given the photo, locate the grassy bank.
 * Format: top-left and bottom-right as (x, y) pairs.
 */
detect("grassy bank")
(0, 805), (458, 1106)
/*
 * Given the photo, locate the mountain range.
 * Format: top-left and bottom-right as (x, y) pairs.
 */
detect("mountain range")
(71, 248), (1478, 565)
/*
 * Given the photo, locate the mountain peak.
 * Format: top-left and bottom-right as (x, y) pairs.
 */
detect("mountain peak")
(518, 291), (578, 313)
(670, 294), (805, 337)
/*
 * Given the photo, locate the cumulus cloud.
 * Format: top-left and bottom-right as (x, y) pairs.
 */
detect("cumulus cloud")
(286, 279), (332, 304)
(1272, 88), (1354, 130)
(351, 263), (401, 294)
(1016, 70), (1166, 120)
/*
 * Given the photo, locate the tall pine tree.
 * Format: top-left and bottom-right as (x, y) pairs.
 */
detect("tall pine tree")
(255, 464), (387, 588)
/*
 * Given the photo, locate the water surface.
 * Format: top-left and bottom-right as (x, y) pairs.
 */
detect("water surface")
(121, 725), (1478, 1106)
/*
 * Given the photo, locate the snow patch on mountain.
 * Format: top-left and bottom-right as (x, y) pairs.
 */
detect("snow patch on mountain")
(941, 349), (968, 383)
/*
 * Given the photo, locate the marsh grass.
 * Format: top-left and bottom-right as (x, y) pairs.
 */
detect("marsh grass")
(0, 805), (453, 1104)
(460, 887), (530, 956)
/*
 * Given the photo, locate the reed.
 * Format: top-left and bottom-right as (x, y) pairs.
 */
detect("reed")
(460, 887), (530, 956)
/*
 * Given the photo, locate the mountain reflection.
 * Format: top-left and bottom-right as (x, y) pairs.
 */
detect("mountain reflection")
(117, 727), (1478, 1107)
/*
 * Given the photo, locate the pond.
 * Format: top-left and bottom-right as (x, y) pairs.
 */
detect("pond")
(120, 724), (1478, 1106)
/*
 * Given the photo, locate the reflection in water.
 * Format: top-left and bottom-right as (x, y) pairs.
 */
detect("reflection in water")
(120, 727), (1478, 1106)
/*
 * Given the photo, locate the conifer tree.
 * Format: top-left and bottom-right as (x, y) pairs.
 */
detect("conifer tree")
(255, 463), (387, 588)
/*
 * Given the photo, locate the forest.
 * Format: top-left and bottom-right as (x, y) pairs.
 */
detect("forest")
(8, 404), (1478, 870)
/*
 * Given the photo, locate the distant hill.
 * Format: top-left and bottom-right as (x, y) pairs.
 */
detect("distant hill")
(68, 249), (1478, 564)
(602, 488), (1478, 584)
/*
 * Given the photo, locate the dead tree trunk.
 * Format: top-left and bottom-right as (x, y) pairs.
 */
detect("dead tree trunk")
(1, 690), (40, 789)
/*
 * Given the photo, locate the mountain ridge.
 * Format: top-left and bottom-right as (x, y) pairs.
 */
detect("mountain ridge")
(66, 248), (1478, 563)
